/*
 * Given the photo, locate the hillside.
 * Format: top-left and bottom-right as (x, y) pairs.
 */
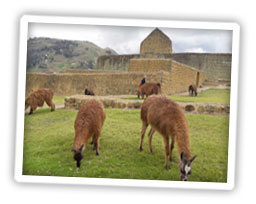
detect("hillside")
(26, 37), (118, 72)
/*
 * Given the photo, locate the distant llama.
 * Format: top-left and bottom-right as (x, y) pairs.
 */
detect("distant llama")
(84, 88), (95, 96)
(139, 95), (197, 181)
(71, 99), (106, 168)
(25, 88), (55, 115)
(188, 84), (197, 96)
(137, 82), (161, 99)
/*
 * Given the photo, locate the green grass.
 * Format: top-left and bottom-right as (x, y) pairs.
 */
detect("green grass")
(53, 95), (66, 105)
(23, 108), (229, 182)
(122, 88), (230, 103)
(170, 88), (230, 103)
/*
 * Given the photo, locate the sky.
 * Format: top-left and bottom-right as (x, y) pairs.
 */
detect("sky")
(28, 23), (233, 55)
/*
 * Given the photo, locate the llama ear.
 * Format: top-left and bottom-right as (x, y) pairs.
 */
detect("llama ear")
(79, 144), (85, 152)
(189, 155), (197, 165)
(180, 152), (185, 162)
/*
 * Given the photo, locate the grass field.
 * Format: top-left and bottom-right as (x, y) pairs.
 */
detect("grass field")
(23, 108), (229, 182)
(121, 88), (230, 103)
(53, 95), (66, 105)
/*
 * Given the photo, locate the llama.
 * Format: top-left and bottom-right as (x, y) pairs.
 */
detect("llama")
(84, 88), (95, 96)
(137, 82), (161, 99)
(71, 99), (106, 168)
(25, 88), (55, 115)
(139, 95), (197, 181)
(188, 84), (197, 96)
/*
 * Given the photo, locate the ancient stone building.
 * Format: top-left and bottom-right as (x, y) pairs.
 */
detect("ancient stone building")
(128, 28), (173, 73)
(140, 28), (172, 55)
(97, 28), (232, 81)
(26, 28), (208, 96)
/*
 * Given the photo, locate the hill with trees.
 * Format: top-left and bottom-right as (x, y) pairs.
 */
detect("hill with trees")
(27, 37), (117, 72)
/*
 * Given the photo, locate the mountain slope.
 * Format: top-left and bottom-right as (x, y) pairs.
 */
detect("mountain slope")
(26, 37), (118, 72)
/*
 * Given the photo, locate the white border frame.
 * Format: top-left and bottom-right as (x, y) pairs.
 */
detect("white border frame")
(15, 15), (240, 190)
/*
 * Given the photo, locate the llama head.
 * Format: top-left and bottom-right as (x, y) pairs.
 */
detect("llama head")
(179, 152), (197, 181)
(157, 83), (161, 93)
(71, 144), (84, 168)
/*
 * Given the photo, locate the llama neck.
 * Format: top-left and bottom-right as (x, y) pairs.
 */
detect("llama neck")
(182, 148), (192, 161)
(73, 129), (89, 150)
(176, 129), (191, 160)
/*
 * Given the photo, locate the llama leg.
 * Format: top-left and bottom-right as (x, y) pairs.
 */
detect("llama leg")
(148, 128), (155, 154)
(92, 132), (100, 156)
(163, 136), (170, 170)
(51, 103), (55, 112)
(91, 135), (94, 145)
(94, 137), (100, 156)
(29, 105), (36, 115)
(139, 122), (148, 152)
(169, 138), (175, 161)
(25, 103), (30, 111)
(46, 99), (55, 112)
(29, 108), (33, 115)
(93, 135), (97, 150)
(137, 91), (140, 99)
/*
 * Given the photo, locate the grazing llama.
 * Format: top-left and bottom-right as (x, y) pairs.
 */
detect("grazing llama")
(137, 82), (161, 99)
(71, 99), (105, 168)
(188, 84), (197, 96)
(139, 95), (197, 181)
(84, 88), (95, 96)
(25, 88), (55, 115)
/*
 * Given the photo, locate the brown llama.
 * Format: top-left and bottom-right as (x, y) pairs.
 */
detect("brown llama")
(137, 82), (161, 99)
(25, 88), (55, 115)
(71, 99), (106, 168)
(84, 88), (95, 96)
(139, 95), (197, 181)
(188, 84), (197, 96)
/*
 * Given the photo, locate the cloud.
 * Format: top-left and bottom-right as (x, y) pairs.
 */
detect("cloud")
(28, 23), (232, 54)
(184, 47), (205, 53)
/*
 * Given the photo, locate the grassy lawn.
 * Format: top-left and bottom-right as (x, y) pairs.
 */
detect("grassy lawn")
(170, 88), (230, 103)
(53, 95), (66, 105)
(23, 108), (229, 183)
(122, 88), (230, 103)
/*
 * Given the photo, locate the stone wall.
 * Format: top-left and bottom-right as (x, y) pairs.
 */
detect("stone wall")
(26, 64), (205, 96)
(162, 61), (206, 94)
(128, 58), (172, 72)
(170, 53), (232, 80)
(96, 54), (140, 71)
(26, 72), (163, 96)
(97, 53), (231, 80)
(64, 69), (122, 74)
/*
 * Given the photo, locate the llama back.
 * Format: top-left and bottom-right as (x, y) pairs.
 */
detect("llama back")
(141, 83), (160, 94)
(73, 99), (105, 150)
(141, 95), (191, 159)
(26, 88), (55, 109)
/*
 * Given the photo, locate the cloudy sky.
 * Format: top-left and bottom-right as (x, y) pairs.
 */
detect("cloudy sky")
(28, 23), (233, 54)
